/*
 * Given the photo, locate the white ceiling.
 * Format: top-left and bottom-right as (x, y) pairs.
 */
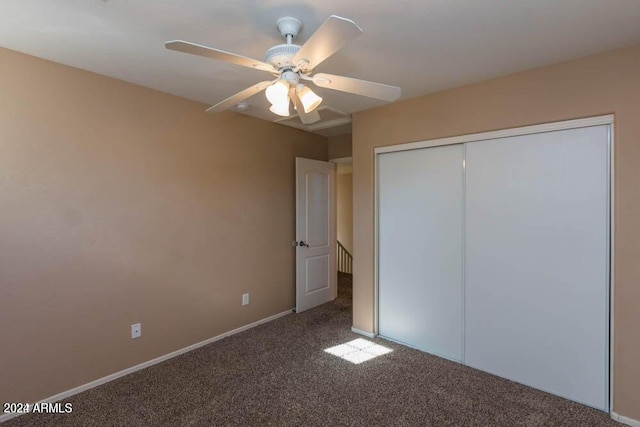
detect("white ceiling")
(2, 0), (640, 136)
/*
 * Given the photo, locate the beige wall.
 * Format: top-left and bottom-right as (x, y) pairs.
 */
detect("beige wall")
(328, 133), (352, 160)
(0, 47), (327, 403)
(336, 173), (353, 255)
(352, 44), (640, 419)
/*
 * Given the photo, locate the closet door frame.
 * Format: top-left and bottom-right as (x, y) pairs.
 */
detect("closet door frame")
(373, 114), (614, 412)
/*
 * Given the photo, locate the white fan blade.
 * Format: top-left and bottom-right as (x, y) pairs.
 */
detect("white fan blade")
(292, 15), (363, 71)
(312, 73), (401, 102)
(290, 88), (321, 124)
(165, 40), (276, 73)
(206, 80), (274, 113)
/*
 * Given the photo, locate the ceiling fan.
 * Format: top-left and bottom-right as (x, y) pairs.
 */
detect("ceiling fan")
(165, 15), (401, 124)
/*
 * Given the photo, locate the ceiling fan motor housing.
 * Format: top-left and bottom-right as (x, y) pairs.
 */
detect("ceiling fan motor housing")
(264, 44), (301, 69)
(280, 69), (299, 85)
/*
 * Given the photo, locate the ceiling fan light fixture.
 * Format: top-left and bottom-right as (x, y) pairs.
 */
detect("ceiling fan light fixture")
(166, 15), (401, 117)
(269, 96), (291, 117)
(297, 84), (323, 113)
(265, 80), (290, 106)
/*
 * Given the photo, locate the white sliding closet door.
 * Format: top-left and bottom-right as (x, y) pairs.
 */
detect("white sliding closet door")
(378, 145), (464, 361)
(464, 126), (609, 410)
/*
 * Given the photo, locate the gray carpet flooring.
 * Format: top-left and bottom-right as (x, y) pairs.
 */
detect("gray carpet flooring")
(6, 273), (617, 426)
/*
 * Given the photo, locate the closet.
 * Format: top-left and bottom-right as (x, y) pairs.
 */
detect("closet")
(376, 118), (610, 411)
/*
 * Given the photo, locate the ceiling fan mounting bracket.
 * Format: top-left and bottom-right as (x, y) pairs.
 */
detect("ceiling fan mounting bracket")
(276, 17), (302, 40)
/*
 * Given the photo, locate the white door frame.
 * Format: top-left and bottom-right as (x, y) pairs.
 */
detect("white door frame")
(373, 114), (615, 412)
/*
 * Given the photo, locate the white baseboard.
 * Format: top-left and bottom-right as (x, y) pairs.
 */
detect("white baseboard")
(351, 326), (376, 338)
(0, 309), (293, 424)
(612, 411), (640, 427)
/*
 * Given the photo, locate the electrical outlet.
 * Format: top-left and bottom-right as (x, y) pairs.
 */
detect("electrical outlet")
(242, 293), (249, 306)
(131, 323), (141, 339)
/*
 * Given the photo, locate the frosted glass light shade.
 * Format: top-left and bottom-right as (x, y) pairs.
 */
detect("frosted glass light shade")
(265, 80), (289, 105)
(269, 97), (290, 117)
(297, 84), (323, 113)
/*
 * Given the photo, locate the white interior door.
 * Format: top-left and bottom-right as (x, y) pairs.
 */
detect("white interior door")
(377, 145), (464, 361)
(296, 157), (336, 313)
(464, 126), (610, 411)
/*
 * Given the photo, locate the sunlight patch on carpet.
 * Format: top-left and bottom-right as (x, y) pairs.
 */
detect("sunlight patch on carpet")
(324, 338), (393, 364)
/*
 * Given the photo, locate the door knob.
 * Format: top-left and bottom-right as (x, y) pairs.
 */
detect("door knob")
(299, 241), (309, 247)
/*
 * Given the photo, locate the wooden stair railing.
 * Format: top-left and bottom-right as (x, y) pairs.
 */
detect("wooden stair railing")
(337, 240), (353, 274)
